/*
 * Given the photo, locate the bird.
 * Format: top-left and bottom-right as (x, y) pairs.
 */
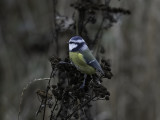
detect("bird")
(69, 36), (104, 88)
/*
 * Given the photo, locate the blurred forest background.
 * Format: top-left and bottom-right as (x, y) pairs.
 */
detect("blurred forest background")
(0, 0), (160, 120)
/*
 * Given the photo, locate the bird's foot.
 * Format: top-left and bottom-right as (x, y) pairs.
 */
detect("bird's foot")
(80, 84), (85, 89)
(79, 74), (87, 89)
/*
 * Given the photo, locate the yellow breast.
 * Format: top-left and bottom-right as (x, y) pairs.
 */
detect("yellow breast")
(69, 52), (96, 75)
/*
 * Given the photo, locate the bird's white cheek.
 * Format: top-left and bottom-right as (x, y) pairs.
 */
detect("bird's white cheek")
(69, 44), (78, 51)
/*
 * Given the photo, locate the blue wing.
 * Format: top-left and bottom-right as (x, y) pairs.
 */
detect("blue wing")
(88, 59), (104, 75)
(80, 49), (104, 75)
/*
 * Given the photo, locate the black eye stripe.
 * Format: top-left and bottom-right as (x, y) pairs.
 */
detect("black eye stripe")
(69, 41), (85, 44)
(69, 41), (75, 44)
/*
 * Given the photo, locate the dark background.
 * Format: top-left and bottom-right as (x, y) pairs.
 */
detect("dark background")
(0, 0), (160, 120)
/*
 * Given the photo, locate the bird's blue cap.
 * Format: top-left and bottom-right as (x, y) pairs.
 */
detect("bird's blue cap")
(70, 36), (83, 40)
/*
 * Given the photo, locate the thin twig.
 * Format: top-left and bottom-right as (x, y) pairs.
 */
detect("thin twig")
(94, 17), (105, 44)
(50, 99), (58, 120)
(36, 100), (44, 117)
(42, 69), (55, 120)
(65, 96), (96, 120)
(53, 0), (59, 55)
(78, 9), (85, 35)
(93, 17), (105, 56)
(76, 10), (79, 35)
(56, 104), (62, 119)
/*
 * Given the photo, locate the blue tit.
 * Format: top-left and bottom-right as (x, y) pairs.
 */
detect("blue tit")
(69, 36), (104, 87)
